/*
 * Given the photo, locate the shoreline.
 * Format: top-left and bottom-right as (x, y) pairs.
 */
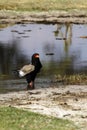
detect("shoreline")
(1, 10), (87, 25)
(0, 10), (87, 129)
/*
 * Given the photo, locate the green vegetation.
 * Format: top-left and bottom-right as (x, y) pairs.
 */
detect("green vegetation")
(0, 106), (78, 130)
(0, 0), (87, 12)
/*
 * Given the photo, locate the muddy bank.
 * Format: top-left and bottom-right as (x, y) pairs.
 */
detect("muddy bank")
(0, 85), (87, 130)
(1, 10), (87, 25)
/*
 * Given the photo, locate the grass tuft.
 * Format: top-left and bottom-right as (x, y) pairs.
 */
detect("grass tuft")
(55, 74), (87, 85)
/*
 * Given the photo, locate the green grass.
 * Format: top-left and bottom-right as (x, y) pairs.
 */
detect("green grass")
(0, 0), (87, 12)
(0, 106), (78, 130)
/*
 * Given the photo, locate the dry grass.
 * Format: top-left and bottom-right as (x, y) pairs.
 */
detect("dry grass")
(55, 74), (87, 85)
(0, 0), (87, 11)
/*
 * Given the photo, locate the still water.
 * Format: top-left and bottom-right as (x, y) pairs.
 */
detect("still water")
(0, 23), (87, 92)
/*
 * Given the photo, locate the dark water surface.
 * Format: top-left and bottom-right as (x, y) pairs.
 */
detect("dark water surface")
(0, 23), (87, 92)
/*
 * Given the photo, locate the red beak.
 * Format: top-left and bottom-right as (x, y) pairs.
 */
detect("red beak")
(34, 54), (39, 58)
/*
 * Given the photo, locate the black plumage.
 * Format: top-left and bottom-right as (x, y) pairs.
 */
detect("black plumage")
(25, 53), (42, 90)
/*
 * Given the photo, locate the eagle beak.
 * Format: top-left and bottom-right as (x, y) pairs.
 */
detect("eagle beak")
(35, 55), (39, 58)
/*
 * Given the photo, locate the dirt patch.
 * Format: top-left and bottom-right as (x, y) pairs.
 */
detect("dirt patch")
(0, 85), (87, 130)
(1, 10), (87, 24)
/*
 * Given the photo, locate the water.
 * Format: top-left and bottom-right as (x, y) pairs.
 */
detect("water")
(0, 23), (87, 92)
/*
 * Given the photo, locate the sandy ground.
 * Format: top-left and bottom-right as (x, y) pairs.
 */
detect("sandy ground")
(0, 85), (87, 130)
(1, 10), (87, 24)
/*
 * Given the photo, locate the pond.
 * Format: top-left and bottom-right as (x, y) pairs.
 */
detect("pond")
(0, 23), (87, 92)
